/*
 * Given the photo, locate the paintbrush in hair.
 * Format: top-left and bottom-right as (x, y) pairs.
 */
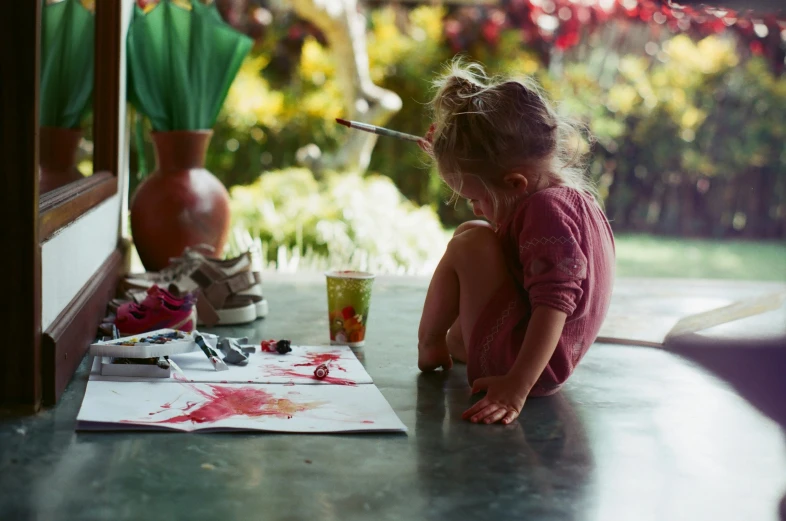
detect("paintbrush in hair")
(335, 118), (425, 143)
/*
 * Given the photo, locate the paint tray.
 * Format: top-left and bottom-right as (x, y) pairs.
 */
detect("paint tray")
(99, 357), (171, 378)
(89, 329), (198, 359)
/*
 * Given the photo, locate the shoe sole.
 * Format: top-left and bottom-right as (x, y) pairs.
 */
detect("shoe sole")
(256, 298), (268, 319)
(118, 309), (197, 336)
(197, 303), (257, 327)
(195, 299), (267, 327)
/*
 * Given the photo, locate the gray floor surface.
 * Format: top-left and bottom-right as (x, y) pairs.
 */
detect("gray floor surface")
(1, 274), (784, 521)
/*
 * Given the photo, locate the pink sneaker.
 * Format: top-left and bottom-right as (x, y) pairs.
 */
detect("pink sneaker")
(115, 286), (197, 336)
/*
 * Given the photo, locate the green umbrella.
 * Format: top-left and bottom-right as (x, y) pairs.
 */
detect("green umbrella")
(127, 0), (253, 131)
(40, 0), (95, 128)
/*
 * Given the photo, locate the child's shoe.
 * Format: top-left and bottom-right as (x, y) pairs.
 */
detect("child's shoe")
(114, 285), (197, 336)
(123, 248), (268, 323)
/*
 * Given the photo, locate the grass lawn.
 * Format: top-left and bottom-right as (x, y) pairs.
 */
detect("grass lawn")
(614, 234), (786, 282)
(131, 231), (784, 281)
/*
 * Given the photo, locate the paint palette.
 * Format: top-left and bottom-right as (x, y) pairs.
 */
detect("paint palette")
(88, 344), (373, 385)
(89, 329), (198, 359)
(99, 357), (171, 378)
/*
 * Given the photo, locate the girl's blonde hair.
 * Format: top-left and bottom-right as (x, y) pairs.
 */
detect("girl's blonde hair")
(429, 58), (596, 206)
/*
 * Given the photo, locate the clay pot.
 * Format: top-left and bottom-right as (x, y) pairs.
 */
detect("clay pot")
(130, 130), (230, 271)
(39, 126), (85, 194)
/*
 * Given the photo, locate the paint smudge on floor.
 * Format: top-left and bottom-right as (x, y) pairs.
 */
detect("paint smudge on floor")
(129, 383), (325, 425)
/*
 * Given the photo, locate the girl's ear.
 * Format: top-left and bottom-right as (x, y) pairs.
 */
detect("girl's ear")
(503, 173), (529, 194)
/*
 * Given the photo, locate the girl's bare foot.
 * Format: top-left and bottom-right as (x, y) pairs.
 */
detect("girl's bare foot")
(418, 338), (453, 372)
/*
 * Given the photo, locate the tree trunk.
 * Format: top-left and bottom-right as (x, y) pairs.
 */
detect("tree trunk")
(292, 0), (402, 173)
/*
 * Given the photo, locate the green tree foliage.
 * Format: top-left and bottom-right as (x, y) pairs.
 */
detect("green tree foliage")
(135, 5), (784, 245)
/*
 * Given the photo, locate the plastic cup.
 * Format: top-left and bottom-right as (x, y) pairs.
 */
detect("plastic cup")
(325, 270), (376, 347)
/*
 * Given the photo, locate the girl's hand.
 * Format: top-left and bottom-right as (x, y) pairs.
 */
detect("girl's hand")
(462, 375), (528, 425)
(418, 123), (435, 154)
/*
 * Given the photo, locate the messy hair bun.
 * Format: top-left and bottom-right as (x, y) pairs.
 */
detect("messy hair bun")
(429, 57), (595, 198)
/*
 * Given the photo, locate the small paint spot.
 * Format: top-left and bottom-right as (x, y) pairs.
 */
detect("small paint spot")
(304, 459), (312, 464)
(201, 463), (215, 470)
(362, 420), (374, 424)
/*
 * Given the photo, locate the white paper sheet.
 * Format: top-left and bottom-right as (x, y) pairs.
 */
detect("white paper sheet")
(89, 345), (373, 385)
(76, 380), (406, 433)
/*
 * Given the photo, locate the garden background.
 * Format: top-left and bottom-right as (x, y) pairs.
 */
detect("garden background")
(130, 0), (786, 280)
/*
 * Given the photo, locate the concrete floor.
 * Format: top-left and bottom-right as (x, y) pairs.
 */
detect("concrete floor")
(1, 275), (785, 521)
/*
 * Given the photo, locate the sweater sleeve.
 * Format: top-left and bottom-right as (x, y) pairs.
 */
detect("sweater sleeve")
(517, 192), (587, 316)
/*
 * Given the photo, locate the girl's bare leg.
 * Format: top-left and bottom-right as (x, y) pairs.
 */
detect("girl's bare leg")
(438, 221), (492, 366)
(446, 319), (466, 363)
(418, 225), (513, 371)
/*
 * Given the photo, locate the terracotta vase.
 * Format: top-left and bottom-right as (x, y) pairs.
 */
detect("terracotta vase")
(130, 130), (230, 272)
(39, 126), (84, 194)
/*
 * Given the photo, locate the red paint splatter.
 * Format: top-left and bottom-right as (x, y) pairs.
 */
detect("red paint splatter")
(294, 352), (346, 372)
(362, 420), (374, 424)
(268, 367), (357, 386)
(317, 374), (356, 386)
(128, 383), (324, 425)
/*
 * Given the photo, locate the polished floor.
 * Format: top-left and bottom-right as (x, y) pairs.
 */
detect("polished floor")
(1, 275), (784, 521)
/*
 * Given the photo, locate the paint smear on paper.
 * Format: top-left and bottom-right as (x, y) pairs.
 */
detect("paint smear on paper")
(294, 352), (346, 372)
(130, 382), (325, 425)
(268, 367), (357, 386)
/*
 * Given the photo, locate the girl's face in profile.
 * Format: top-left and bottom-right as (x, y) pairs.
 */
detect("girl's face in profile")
(444, 173), (498, 224)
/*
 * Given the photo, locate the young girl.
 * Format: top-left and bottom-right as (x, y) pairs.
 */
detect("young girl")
(418, 60), (615, 425)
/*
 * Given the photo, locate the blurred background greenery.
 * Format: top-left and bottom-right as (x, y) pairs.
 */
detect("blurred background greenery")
(130, 0), (786, 280)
